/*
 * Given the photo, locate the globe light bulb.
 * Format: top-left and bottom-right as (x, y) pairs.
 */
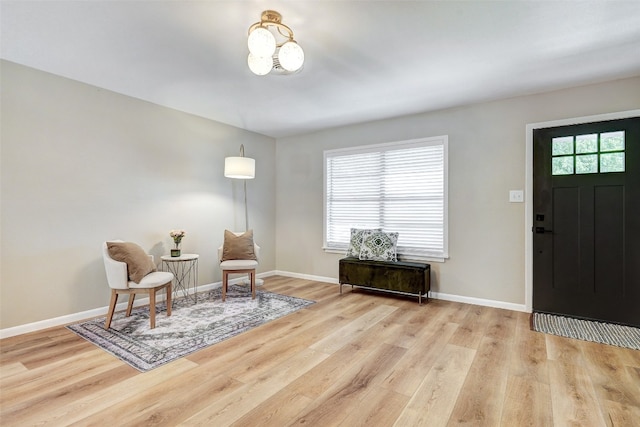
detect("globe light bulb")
(278, 41), (304, 72)
(247, 53), (273, 76)
(247, 27), (276, 57)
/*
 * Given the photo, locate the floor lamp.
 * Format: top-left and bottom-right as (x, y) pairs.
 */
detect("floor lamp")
(224, 144), (255, 231)
(224, 145), (262, 285)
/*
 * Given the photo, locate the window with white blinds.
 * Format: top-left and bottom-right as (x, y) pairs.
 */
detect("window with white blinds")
(324, 136), (448, 261)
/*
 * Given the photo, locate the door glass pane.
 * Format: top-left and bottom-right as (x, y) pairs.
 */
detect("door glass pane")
(576, 154), (598, 174)
(600, 152), (625, 173)
(576, 134), (597, 153)
(552, 137), (574, 155)
(600, 131), (625, 152)
(552, 156), (574, 175)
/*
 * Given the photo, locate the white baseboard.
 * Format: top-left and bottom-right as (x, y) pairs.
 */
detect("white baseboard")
(0, 307), (115, 340)
(429, 291), (528, 313)
(274, 270), (338, 285)
(275, 270), (527, 312)
(0, 273), (276, 339)
(0, 270), (527, 338)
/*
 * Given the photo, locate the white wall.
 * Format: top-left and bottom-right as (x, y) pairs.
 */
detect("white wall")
(1, 60), (276, 329)
(2, 58), (638, 331)
(275, 76), (640, 306)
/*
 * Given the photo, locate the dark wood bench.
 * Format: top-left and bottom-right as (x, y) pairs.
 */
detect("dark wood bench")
(339, 257), (431, 304)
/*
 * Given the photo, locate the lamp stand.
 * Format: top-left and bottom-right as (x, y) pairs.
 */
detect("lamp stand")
(243, 179), (249, 231)
(242, 177), (262, 286)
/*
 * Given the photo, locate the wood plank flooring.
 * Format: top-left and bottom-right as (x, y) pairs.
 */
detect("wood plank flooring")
(1, 276), (639, 426)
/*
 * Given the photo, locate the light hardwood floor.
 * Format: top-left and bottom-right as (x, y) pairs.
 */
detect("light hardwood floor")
(1, 276), (639, 426)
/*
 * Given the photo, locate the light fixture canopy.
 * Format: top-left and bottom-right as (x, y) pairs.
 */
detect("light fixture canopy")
(247, 10), (304, 75)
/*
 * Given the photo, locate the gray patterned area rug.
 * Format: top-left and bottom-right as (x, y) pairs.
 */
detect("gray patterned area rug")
(67, 285), (315, 372)
(532, 312), (640, 350)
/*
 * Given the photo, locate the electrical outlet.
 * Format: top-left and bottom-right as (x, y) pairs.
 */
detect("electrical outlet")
(509, 190), (524, 203)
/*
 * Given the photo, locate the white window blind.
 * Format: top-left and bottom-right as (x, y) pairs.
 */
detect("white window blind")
(324, 136), (448, 261)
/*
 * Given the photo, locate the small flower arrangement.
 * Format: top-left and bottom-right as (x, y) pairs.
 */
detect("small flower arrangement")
(170, 229), (186, 248)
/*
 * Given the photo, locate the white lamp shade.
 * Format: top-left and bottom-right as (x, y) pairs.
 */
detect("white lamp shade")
(278, 41), (304, 72)
(248, 27), (276, 57)
(224, 156), (255, 179)
(247, 53), (273, 76)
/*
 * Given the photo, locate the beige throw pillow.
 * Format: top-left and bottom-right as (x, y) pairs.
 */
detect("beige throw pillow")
(222, 230), (257, 261)
(107, 241), (157, 283)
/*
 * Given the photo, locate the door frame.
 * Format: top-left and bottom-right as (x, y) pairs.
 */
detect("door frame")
(524, 109), (640, 312)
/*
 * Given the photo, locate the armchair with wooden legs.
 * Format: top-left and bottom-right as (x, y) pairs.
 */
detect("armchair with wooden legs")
(218, 231), (260, 302)
(102, 241), (173, 329)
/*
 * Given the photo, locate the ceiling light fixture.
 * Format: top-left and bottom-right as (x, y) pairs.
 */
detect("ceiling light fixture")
(247, 10), (304, 76)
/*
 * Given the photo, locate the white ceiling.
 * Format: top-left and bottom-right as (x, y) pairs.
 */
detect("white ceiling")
(2, 1), (640, 138)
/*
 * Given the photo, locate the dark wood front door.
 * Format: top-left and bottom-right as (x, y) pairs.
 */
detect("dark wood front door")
(533, 117), (640, 327)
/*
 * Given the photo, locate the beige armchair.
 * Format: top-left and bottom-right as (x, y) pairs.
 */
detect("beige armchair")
(103, 241), (173, 329)
(218, 231), (260, 301)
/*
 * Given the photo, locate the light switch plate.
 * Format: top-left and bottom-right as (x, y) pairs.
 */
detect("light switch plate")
(509, 190), (524, 203)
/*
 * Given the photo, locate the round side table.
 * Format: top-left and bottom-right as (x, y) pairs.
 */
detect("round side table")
(161, 254), (199, 305)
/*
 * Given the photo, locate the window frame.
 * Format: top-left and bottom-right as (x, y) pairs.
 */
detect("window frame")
(323, 136), (449, 262)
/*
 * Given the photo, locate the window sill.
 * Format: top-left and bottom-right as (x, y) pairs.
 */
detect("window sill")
(323, 247), (447, 263)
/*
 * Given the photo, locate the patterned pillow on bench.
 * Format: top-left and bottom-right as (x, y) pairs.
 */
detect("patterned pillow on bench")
(359, 230), (399, 262)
